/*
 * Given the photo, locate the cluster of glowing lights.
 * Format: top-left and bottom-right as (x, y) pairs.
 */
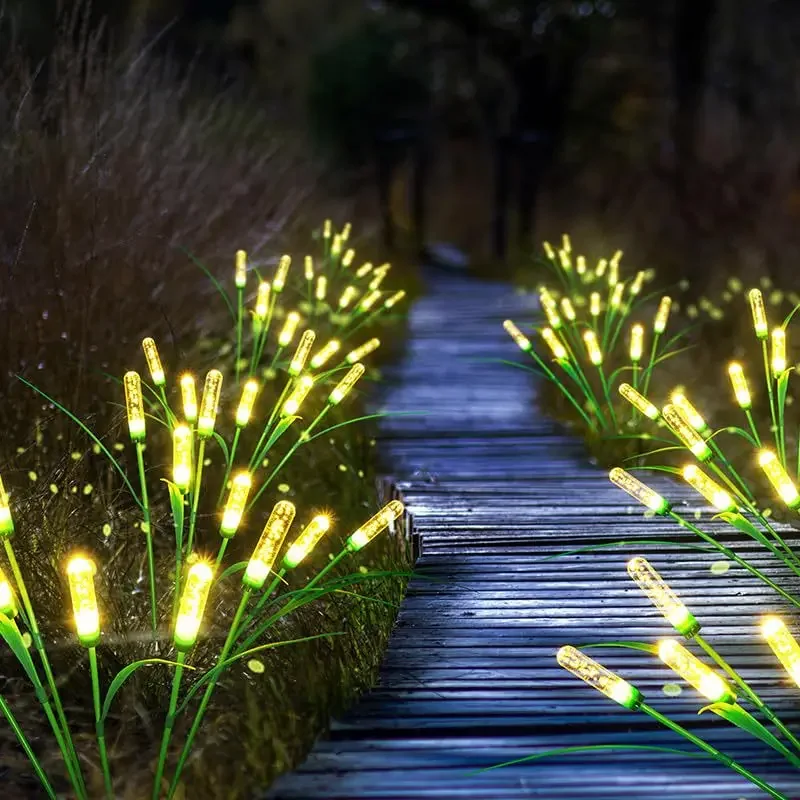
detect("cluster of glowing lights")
(243, 501), (296, 589)
(124, 371), (146, 441)
(609, 468), (669, 514)
(174, 561), (214, 650)
(627, 557), (700, 637)
(557, 646), (642, 709)
(757, 450), (800, 509)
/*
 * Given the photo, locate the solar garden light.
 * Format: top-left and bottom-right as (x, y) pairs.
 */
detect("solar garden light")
(180, 374), (198, 423)
(272, 254), (291, 293)
(503, 320), (531, 352)
(618, 383), (659, 421)
(216, 378), (259, 506)
(346, 338), (380, 364)
(235, 249), (247, 383)
(641, 295), (672, 397)
(216, 472), (253, 566)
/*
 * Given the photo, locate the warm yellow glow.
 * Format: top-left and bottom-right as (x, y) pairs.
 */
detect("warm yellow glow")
(66, 555), (100, 646)
(582, 330), (603, 366)
(369, 265), (390, 291)
(236, 379), (259, 426)
(562, 233), (572, 254)
(682, 465), (735, 512)
(749, 288), (768, 339)
(310, 339), (341, 370)
(198, 369), (223, 437)
(359, 290), (382, 312)
(235, 249), (247, 289)
(658, 639), (734, 702)
(142, 337), (165, 386)
(180, 373), (198, 423)
(221, 473), (252, 536)
(558, 249), (571, 271)
(560, 297), (576, 322)
(331, 235), (342, 257)
(273, 255), (291, 292)
(539, 290), (562, 329)
(174, 561), (214, 650)
(618, 383), (659, 420)
(541, 328), (568, 361)
(629, 271), (645, 296)
(356, 262), (373, 279)
(610, 282), (624, 308)
(342, 248), (355, 268)
(282, 375), (314, 416)
(278, 311), (301, 348)
(596, 258), (607, 278)
(727, 362), (751, 409)
(576, 255), (587, 276)
(504, 320), (531, 352)
(255, 281), (270, 320)
(341, 222), (351, 242)
(543, 241), (555, 260)
(338, 285), (358, 309)
(662, 404), (712, 461)
(654, 296), (672, 334)
(772, 328), (787, 375)
(758, 450), (800, 508)
(329, 363), (365, 404)
(670, 392), (708, 433)
(347, 501), (404, 550)
(283, 515), (332, 568)
(610, 249), (623, 269)
(557, 646), (641, 709)
(323, 219), (331, 240)
(629, 323), (644, 362)
(124, 371), (146, 440)
(289, 331), (316, 377)
(0, 475), (12, 536)
(590, 292), (601, 317)
(315, 276), (327, 302)
(346, 338), (380, 364)
(627, 556), (699, 636)
(384, 290), (406, 309)
(762, 616), (800, 687)
(610, 468), (669, 514)
(243, 501), (296, 589)
(0, 565), (15, 617)
(304, 255), (314, 281)
(172, 425), (193, 492)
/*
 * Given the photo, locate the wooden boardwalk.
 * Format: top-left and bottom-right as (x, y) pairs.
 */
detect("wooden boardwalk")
(267, 272), (800, 799)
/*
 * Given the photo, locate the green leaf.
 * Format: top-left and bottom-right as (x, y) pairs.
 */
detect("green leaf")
(212, 432), (231, 469)
(718, 512), (775, 550)
(165, 481), (185, 552)
(101, 658), (192, 723)
(699, 702), (800, 766)
(0, 613), (39, 685)
(179, 246), (236, 322)
(777, 369), (793, 413)
(540, 539), (717, 561)
(218, 561), (248, 583)
(578, 641), (659, 655)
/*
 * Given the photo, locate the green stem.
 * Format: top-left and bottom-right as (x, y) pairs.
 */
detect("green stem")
(217, 428), (241, 507)
(235, 288), (244, 386)
(745, 409), (762, 447)
(165, 592), (252, 799)
(597, 366), (619, 430)
(0, 693), (57, 799)
(172, 492), (186, 624)
(136, 443), (158, 635)
(187, 440), (206, 557)
(89, 647), (113, 799)
(3, 540), (87, 799)
(640, 702), (790, 799)
(214, 539), (229, 570)
(152, 651), (186, 800)
(694, 634), (800, 757)
(159, 387), (177, 429)
(640, 333), (660, 398)
(236, 571), (286, 637)
(762, 341), (781, 464)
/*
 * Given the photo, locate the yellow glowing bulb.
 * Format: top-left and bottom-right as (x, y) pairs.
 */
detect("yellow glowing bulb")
(342, 248), (355, 268)
(758, 450), (800, 508)
(0, 566), (16, 617)
(629, 323), (644, 362)
(727, 362), (751, 409)
(198, 369), (223, 437)
(772, 328), (787, 375)
(610, 468), (669, 514)
(283, 515), (331, 568)
(67, 556), (100, 646)
(504, 320), (531, 352)
(278, 311), (301, 348)
(359, 290), (382, 311)
(180, 373), (198, 423)
(255, 282), (270, 320)
(315, 276), (327, 302)
(670, 392), (708, 433)
(560, 297), (576, 321)
(543, 241), (555, 260)
(172, 425), (193, 492)
(539, 291), (562, 329)
(682, 465), (736, 512)
(124, 371), (146, 441)
(243, 501), (296, 589)
(346, 338), (380, 364)
(369, 267), (390, 291)
(629, 271), (645, 296)
(561, 233), (572, 254)
(304, 255), (314, 281)
(0, 475), (12, 536)
(749, 288), (768, 339)
(338, 286), (358, 310)
(619, 383), (659, 420)
(654, 296), (672, 334)
(576, 255), (586, 276)
(174, 561), (214, 650)
(329, 363), (365, 405)
(583, 330), (603, 366)
(662, 404), (712, 461)
(331, 235), (342, 257)
(557, 646), (641, 709)
(310, 339), (341, 370)
(282, 375), (314, 416)
(658, 639), (734, 702)
(236, 379), (259, 426)
(142, 337), (165, 386)
(610, 282), (624, 308)
(610, 249), (623, 268)
(341, 222), (351, 241)
(590, 292), (601, 317)
(347, 501), (404, 551)
(385, 290), (406, 309)
(221, 472), (252, 537)
(235, 249), (247, 289)
(356, 262), (373, 279)
(541, 328), (568, 361)
(323, 219), (331, 239)
(289, 331), (316, 377)
(762, 616), (800, 687)
(273, 255), (291, 292)
(627, 556), (699, 636)
(558, 249), (571, 271)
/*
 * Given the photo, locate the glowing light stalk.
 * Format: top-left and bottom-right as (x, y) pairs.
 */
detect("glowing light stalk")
(174, 562), (214, 650)
(504, 320), (531, 352)
(67, 556), (100, 647)
(557, 646), (641, 709)
(749, 288), (768, 339)
(772, 328), (787, 375)
(583, 330), (603, 366)
(142, 338), (165, 386)
(198, 370), (223, 438)
(180, 374), (198, 423)
(283, 515), (331, 568)
(654, 296), (672, 334)
(236, 380), (259, 427)
(235, 250), (247, 289)
(610, 468), (669, 514)
(310, 339), (341, 370)
(278, 312), (301, 348)
(658, 639), (734, 703)
(346, 338), (380, 364)
(758, 450), (800, 508)
(347, 501), (404, 550)
(243, 501), (296, 589)
(289, 331), (316, 377)
(221, 473), (252, 537)
(273, 255), (291, 292)
(627, 556), (699, 636)
(124, 371), (146, 440)
(0, 475), (12, 536)
(283, 375), (314, 416)
(762, 617), (800, 687)
(542, 328), (568, 361)
(662, 404), (712, 461)
(728, 362), (751, 409)
(682, 465), (736, 512)
(629, 324), (644, 363)
(329, 364), (364, 404)
(619, 383), (659, 420)
(173, 425), (193, 492)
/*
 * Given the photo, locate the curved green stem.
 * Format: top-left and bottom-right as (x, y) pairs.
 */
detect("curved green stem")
(89, 647), (113, 798)
(235, 288), (244, 386)
(762, 341), (781, 464)
(187, 440), (206, 556)
(641, 333), (660, 398)
(217, 428), (241, 507)
(136, 443), (157, 635)
(152, 651), (186, 800)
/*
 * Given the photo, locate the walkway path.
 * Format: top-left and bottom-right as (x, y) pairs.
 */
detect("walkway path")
(268, 271), (800, 799)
